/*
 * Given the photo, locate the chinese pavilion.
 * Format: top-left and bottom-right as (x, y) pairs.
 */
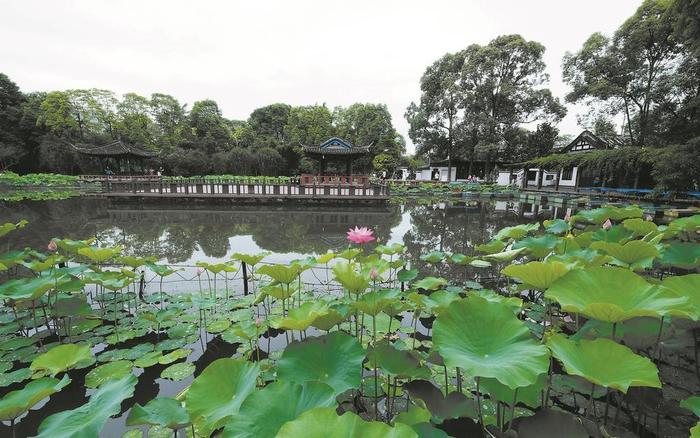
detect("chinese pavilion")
(301, 137), (371, 186)
(74, 140), (157, 174)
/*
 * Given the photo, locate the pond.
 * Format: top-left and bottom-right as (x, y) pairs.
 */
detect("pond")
(0, 196), (698, 437)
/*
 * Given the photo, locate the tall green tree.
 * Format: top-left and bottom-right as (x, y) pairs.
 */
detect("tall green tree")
(0, 73), (27, 170)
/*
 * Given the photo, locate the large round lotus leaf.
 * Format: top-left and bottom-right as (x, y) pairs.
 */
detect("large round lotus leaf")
(0, 375), (70, 420)
(273, 301), (330, 330)
(0, 276), (57, 301)
(367, 341), (431, 379)
(30, 343), (94, 376)
(420, 251), (446, 264)
(332, 262), (369, 294)
(134, 351), (163, 368)
(543, 218), (571, 235)
(277, 331), (365, 394)
(475, 240), (507, 254)
(480, 373), (546, 409)
(231, 252), (268, 266)
(0, 368), (32, 387)
(546, 333), (661, 393)
(659, 242), (700, 269)
(126, 397), (190, 429)
(85, 360), (133, 388)
(397, 268), (419, 282)
(420, 290), (460, 315)
(158, 348), (192, 365)
(257, 264), (301, 284)
(433, 296), (549, 389)
(311, 305), (349, 331)
(482, 247), (527, 262)
(35, 374), (137, 438)
(161, 362), (195, 381)
(472, 289), (523, 314)
(589, 240), (659, 270)
(185, 358), (259, 437)
(668, 215), (700, 233)
(276, 407), (417, 438)
(0, 336), (35, 351)
(221, 381), (336, 438)
(78, 246), (121, 263)
(545, 266), (688, 323)
(501, 261), (569, 290)
(352, 289), (401, 316)
(662, 274), (700, 320)
(494, 223), (540, 241)
(681, 396), (700, 417)
(512, 234), (562, 258)
(622, 218), (658, 236)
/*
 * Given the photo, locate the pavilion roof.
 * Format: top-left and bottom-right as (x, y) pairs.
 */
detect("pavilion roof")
(301, 137), (371, 155)
(74, 140), (157, 158)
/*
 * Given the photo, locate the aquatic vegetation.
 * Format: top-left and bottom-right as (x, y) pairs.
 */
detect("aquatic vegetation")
(0, 205), (697, 437)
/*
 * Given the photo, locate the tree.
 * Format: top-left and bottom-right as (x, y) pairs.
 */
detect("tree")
(563, 0), (678, 146)
(116, 93), (154, 147)
(187, 99), (232, 153)
(150, 93), (186, 152)
(406, 51), (466, 181)
(0, 73), (27, 169)
(248, 103), (291, 148)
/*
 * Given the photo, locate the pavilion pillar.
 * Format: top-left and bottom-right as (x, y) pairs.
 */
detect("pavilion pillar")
(346, 159), (352, 176)
(555, 169), (561, 191)
(574, 168), (581, 192)
(536, 168), (543, 190)
(320, 158), (326, 176)
(520, 168), (527, 189)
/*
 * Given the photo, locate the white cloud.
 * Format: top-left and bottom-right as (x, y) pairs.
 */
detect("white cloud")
(1, 0), (641, 152)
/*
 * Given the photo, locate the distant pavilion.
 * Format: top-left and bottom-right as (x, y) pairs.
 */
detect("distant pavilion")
(75, 140), (157, 174)
(301, 137), (371, 186)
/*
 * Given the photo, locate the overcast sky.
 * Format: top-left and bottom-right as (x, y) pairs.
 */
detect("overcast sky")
(2, 0), (642, 152)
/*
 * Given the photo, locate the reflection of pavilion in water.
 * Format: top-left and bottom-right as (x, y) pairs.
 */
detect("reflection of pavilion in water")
(493, 200), (573, 220)
(102, 203), (400, 253)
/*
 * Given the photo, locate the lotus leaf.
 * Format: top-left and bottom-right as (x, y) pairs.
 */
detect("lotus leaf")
(394, 405), (432, 426)
(147, 263), (177, 277)
(543, 218), (571, 235)
(512, 234), (563, 258)
(448, 253), (473, 265)
(276, 407), (417, 438)
(397, 268), (419, 282)
(185, 358), (260, 436)
(668, 214), (700, 233)
(161, 362), (196, 381)
(623, 218), (658, 236)
(501, 261), (569, 290)
(85, 360), (133, 388)
(433, 296), (549, 389)
(0, 220), (27, 238)
(589, 240), (659, 269)
(472, 289), (523, 313)
(257, 264), (301, 284)
(419, 290), (460, 314)
(273, 301), (330, 330)
(661, 274), (700, 320)
(470, 259), (492, 268)
(78, 246), (122, 263)
(332, 262), (369, 294)
(277, 331), (365, 394)
(0, 368), (32, 387)
(0, 375), (70, 420)
(206, 319), (231, 333)
(30, 343), (94, 376)
(316, 252), (336, 264)
(413, 276), (448, 291)
(591, 224), (634, 243)
(420, 251), (446, 264)
(221, 381), (336, 438)
(368, 341), (431, 379)
(681, 396), (700, 417)
(402, 379), (477, 421)
(134, 351), (163, 368)
(127, 397), (190, 429)
(35, 374), (137, 438)
(158, 348), (191, 365)
(659, 242), (700, 269)
(231, 252), (269, 266)
(513, 408), (590, 438)
(353, 288), (401, 316)
(479, 373), (546, 408)
(482, 247), (527, 262)
(494, 223), (540, 241)
(547, 333), (661, 392)
(475, 240), (507, 254)
(545, 266), (688, 322)
(338, 248), (362, 260)
(0, 275), (58, 301)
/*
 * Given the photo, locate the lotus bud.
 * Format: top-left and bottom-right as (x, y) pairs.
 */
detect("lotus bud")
(196, 267), (203, 276)
(47, 240), (58, 252)
(602, 219), (612, 230)
(370, 267), (378, 281)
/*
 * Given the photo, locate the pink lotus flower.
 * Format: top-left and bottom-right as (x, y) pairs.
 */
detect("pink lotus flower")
(47, 240), (57, 252)
(347, 226), (375, 245)
(602, 219), (613, 230)
(369, 267), (379, 281)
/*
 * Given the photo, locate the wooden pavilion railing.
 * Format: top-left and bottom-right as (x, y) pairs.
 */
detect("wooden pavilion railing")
(299, 174), (370, 187)
(97, 177), (389, 199)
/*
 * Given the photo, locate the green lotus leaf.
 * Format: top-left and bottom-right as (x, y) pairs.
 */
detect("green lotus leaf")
(206, 319), (231, 333)
(479, 373), (546, 409)
(0, 368), (32, 388)
(0, 336), (35, 351)
(661, 274), (700, 320)
(681, 396), (700, 417)
(397, 268), (419, 282)
(413, 276), (448, 291)
(375, 243), (405, 256)
(572, 205), (642, 224)
(658, 242), (700, 269)
(622, 218), (658, 236)
(85, 360), (133, 388)
(126, 397), (190, 429)
(221, 381), (336, 438)
(470, 259), (492, 268)
(591, 224), (634, 244)
(332, 262), (369, 295)
(0, 220), (27, 238)
(543, 218), (571, 235)
(0, 375), (70, 420)
(475, 239), (507, 254)
(158, 348), (192, 365)
(260, 283), (296, 300)
(546, 333), (661, 393)
(367, 341), (431, 379)
(394, 405), (432, 427)
(420, 290), (460, 315)
(420, 251), (446, 264)
(501, 261), (569, 290)
(482, 247), (527, 262)
(547, 247), (612, 269)
(494, 223), (540, 241)
(513, 408), (590, 438)
(545, 266), (688, 323)
(276, 407), (417, 438)
(273, 301), (330, 331)
(472, 289), (523, 314)
(185, 358), (260, 436)
(316, 252), (336, 264)
(352, 288), (401, 316)
(338, 248), (362, 260)
(402, 379), (477, 421)
(512, 234), (563, 258)
(161, 362), (195, 381)
(257, 264), (301, 284)
(52, 238), (92, 254)
(231, 252), (269, 266)
(589, 240), (659, 270)
(35, 374), (137, 438)
(668, 214), (700, 233)
(277, 331), (365, 394)
(116, 255), (156, 269)
(311, 306), (349, 331)
(30, 343), (94, 376)
(0, 275), (57, 301)
(692, 422), (700, 438)
(433, 296), (549, 389)
(78, 246), (122, 263)
(146, 263), (177, 277)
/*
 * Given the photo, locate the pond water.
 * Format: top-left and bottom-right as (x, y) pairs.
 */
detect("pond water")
(0, 196), (690, 437)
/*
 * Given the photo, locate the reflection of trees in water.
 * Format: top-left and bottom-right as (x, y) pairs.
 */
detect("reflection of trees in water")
(402, 202), (529, 280)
